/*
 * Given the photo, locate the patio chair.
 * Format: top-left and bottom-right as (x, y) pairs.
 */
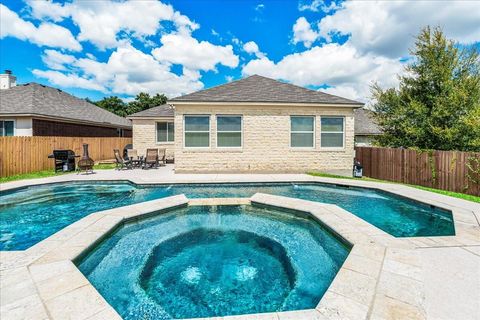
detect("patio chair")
(114, 149), (132, 170)
(143, 148), (159, 169)
(158, 148), (166, 166)
(127, 149), (142, 168)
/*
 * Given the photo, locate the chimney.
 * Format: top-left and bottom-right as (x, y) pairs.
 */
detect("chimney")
(0, 70), (17, 90)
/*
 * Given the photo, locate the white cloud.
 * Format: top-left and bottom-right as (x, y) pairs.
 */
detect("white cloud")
(41, 50), (77, 71)
(299, 0), (340, 13)
(34, 43), (204, 97)
(27, 0), (199, 50)
(242, 43), (403, 102)
(255, 4), (265, 11)
(152, 33), (239, 71)
(292, 17), (318, 48)
(243, 41), (266, 59)
(32, 69), (104, 91)
(318, 0), (480, 58)
(27, 0), (69, 22)
(0, 4), (81, 51)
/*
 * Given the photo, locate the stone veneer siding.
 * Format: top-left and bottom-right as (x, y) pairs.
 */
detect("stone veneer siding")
(173, 104), (355, 173)
(132, 118), (175, 159)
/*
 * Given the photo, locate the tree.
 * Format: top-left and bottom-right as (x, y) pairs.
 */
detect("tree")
(94, 96), (127, 117)
(371, 26), (480, 152)
(126, 92), (167, 115)
(93, 92), (168, 117)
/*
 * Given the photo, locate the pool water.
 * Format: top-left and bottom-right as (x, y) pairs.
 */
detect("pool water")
(76, 205), (350, 319)
(0, 181), (455, 250)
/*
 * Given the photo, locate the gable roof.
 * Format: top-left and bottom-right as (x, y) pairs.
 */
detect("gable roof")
(0, 83), (131, 128)
(127, 104), (174, 118)
(354, 108), (382, 135)
(169, 75), (363, 106)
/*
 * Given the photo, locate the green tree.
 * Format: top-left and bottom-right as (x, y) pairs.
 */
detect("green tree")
(93, 92), (168, 117)
(126, 93), (167, 115)
(94, 96), (127, 117)
(371, 26), (480, 152)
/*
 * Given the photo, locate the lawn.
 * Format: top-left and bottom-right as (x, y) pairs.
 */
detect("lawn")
(0, 163), (117, 184)
(308, 172), (480, 203)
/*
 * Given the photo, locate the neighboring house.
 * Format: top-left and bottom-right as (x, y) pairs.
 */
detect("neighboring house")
(129, 75), (363, 173)
(0, 71), (131, 137)
(354, 108), (382, 146)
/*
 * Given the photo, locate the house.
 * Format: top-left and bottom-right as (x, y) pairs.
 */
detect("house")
(129, 75), (363, 173)
(354, 108), (382, 146)
(128, 104), (175, 160)
(0, 70), (131, 137)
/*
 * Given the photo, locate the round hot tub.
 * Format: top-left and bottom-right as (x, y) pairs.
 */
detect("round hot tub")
(141, 229), (295, 318)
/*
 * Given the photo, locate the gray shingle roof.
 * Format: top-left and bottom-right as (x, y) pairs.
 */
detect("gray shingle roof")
(354, 108), (382, 135)
(127, 104), (174, 118)
(169, 75), (363, 105)
(0, 83), (131, 128)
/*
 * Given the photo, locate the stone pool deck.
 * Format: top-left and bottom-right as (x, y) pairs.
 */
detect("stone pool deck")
(1, 167), (479, 320)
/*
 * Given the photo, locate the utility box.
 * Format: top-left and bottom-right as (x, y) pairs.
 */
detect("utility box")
(353, 160), (363, 178)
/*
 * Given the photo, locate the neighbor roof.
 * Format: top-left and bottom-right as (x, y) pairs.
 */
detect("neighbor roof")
(169, 75), (363, 106)
(127, 104), (174, 118)
(0, 83), (131, 128)
(354, 108), (382, 135)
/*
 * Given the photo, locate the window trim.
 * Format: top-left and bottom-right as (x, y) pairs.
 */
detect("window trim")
(290, 115), (315, 149)
(156, 121), (175, 144)
(0, 119), (16, 137)
(320, 116), (345, 149)
(183, 115), (210, 149)
(216, 115), (243, 149)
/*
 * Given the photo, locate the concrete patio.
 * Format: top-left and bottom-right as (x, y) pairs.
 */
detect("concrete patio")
(1, 166), (479, 320)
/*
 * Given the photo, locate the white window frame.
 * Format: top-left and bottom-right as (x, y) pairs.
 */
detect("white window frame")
(0, 119), (16, 137)
(216, 115), (243, 148)
(320, 116), (345, 149)
(290, 115), (315, 148)
(183, 115), (210, 148)
(156, 121), (175, 144)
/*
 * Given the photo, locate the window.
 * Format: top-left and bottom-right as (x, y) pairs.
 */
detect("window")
(321, 117), (344, 148)
(0, 120), (14, 136)
(290, 116), (314, 147)
(217, 115), (242, 147)
(184, 115), (210, 147)
(156, 122), (174, 142)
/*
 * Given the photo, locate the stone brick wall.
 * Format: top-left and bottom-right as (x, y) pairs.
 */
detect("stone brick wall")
(173, 104), (355, 173)
(132, 118), (175, 159)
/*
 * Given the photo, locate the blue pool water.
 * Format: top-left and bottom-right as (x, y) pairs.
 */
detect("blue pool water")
(0, 181), (455, 250)
(76, 205), (350, 319)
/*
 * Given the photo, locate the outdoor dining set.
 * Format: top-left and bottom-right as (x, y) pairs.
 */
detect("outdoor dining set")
(114, 148), (166, 170)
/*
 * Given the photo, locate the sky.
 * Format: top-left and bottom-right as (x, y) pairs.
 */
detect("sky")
(0, 0), (479, 103)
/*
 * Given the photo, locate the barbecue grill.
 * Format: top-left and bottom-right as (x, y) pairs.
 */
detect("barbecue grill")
(48, 150), (77, 172)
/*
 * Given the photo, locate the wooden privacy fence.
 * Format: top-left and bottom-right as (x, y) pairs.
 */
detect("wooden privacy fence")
(355, 147), (480, 196)
(0, 136), (132, 177)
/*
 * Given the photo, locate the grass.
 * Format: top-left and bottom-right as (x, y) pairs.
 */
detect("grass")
(308, 171), (480, 203)
(0, 163), (117, 184)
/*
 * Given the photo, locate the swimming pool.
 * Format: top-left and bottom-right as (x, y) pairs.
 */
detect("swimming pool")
(76, 205), (350, 319)
(0, 181), (455, 250)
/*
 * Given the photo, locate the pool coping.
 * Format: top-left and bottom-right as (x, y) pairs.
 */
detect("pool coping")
(1, 192), (479, 320)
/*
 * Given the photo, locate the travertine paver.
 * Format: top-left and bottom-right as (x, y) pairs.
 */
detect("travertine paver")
(1, 171), (479, 320)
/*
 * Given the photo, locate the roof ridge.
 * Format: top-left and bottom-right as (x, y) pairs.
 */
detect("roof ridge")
(170, 74), (256, 100)
(170, 74), (363, 105)
(250, 75), (362, 104)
